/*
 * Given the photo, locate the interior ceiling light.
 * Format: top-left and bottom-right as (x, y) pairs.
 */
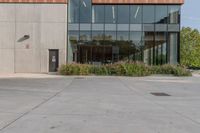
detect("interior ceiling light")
(112, 6), (115, 19)
(135, 6), (140, 18)
(82, 0), (87, 7)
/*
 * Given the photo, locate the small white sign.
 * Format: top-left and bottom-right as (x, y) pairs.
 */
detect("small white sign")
(52, 56), (56, 62)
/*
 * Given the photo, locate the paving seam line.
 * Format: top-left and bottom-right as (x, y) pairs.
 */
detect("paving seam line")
(0, 79), (74, 132)
(118, 77), (200, 127)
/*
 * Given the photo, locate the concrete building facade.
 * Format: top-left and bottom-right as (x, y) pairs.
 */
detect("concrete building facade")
(0, 0), (184, 73)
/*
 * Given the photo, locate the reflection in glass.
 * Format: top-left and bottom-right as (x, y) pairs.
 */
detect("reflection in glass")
(117, 5), (129, 24)
(130, 32), (143, 61)
(144, 32), (154, 65)
(104, 31), (117, 62)
(169, 33), (178, 64)
(143, 6), (155, 24)
(92, 31), (104, 45)
(92, 5), (104, 23)
(156, 6), (168, 24)
(68, 4), (180, 65)
(80, 31), (91, 44)
(130, 5), (142, 24)
(116, 32), (130, 62)
(168, 6), (180, 24)
(68, 31), (79, 62)
(69, 0), (79, 23)
(80, 0), (91, 23)
(155, 32), (167, 65)
(105, 5), (117, 24)
(104, 31), (116, 42)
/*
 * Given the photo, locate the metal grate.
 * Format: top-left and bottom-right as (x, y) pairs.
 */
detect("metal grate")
(151, 92), (171, 96)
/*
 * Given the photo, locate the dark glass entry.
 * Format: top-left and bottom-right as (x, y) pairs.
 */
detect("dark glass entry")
(49, 49), (59, 72)
(77, 45), (107, 65)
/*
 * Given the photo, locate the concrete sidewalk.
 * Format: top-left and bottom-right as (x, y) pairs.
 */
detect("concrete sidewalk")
(0, 76), (200, 133)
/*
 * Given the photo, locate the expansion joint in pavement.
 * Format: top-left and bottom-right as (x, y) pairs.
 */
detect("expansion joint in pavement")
(0, 79), (74, 132)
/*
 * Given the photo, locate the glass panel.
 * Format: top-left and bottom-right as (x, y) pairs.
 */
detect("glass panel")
(144, 32), (154, 65)
(155, 32), (167, 65)
(143, 5), (155, 24)
(92, 5), (104, 23)
(104, 31), (116, 63)
(104, 31), (116, 42)
(80, 24), (91, 31)
(117, 5), (129, 24)
(105, 5), (117, 24)
(105, 24), (116, 31)
(143, 24), (154, 31)
(168, 24), (180, 32)
(116, 31), (130, 62)
(92, 31), (104, 45)
(168, 33), (178, 64)
(80, 0), (91, 23)
(68, 24), (79, 31)
(155, 6), (168, 24)
(130, 5), (142, 24)
(117, 24), (129, 31)
(168, 5), (180, 24)
(68, 31), (79, 63)
(92, 31), (104, 64)
(155, 24), (167, 31)
(79, 31), (91, 44)
(130, 32), (143, 61)
(69, 0), (79, 23)
(92, 24), (104, 31)
(130, 24), (142, 31)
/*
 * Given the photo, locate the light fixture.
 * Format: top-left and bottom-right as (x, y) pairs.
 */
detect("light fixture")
(82, 0), (87, 7)
(17, 35), (30, 42)
(134, 6), (140, 19)
(112, 6), (115, 19)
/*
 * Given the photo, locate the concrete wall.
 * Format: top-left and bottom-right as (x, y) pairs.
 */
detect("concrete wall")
(0, 4), (67, 73)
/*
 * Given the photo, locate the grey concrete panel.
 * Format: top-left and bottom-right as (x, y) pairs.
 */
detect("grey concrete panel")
(0, 49), (14, 73)
(39, 4), (67, 23)
(58, 49), (66, 67)
(16, 4), (40, 22)
(0, 22), (15, 49)
(0, 4), (15, 22)
(40, 49), (48, 73)
(15, 49), (41, 73)
(40, 23), (66, 49)
(15, 22), (40, 49)
(0, 4), (67, 73)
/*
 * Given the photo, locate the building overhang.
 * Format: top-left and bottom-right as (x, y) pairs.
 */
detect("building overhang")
(0, 0), (184, 4)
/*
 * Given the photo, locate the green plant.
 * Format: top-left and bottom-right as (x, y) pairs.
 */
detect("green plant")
(151, 64), (192, 76)
(59, 63), (192, 77)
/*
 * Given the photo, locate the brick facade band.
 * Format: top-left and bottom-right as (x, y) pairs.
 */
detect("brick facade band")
(0, 0), (183, 4)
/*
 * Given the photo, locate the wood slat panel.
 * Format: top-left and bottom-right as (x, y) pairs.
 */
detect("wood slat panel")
(92, 0), (184, 4)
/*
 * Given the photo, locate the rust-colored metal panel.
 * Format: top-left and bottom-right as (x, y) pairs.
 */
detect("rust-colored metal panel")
(92, 0), (184, 4)
(0, 0), (67, 3)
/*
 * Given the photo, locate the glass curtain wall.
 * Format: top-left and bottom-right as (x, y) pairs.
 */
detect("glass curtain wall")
(68, 2), (180, 65)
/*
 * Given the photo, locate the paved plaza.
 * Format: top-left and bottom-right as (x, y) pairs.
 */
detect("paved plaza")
(0, 74), (200, 133)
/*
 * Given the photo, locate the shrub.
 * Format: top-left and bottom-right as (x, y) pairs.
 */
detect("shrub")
(59, 63), (192, 77)
(151, 64), (192, 76)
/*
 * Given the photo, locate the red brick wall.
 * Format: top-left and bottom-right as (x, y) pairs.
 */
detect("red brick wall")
(0, 0), (183, 4)
(0, 0), (67, 3)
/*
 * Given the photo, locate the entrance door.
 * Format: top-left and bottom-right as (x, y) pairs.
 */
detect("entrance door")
(49, 49), (59, 72)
